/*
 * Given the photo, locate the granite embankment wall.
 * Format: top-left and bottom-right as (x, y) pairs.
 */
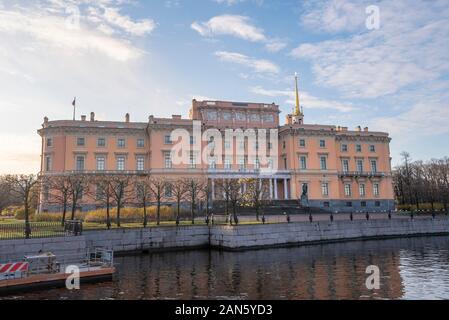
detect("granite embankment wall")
(1, 218), (449, 261)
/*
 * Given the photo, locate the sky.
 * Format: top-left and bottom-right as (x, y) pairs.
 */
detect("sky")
(0, 0), (448, 174)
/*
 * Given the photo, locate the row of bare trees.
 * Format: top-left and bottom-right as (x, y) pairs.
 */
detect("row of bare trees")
(0, 173), (273, 229)
(393, 153), (449, 211)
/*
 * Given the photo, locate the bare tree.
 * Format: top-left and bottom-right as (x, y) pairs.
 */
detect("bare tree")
(67, 174), (89, 220)
(6, 174), (39, 238)
(243, 178), (269, 221)
(43, 175), (72, 225)
(184, 178), (204, 224)
(109, 175), (133, 227)
(228, 179), (243, 225)
(0, 175), (14, 214)
(171, 178), (187, 225)
(135, 175), (152, 227)
(90, 175), (116, 229)
(149, 177), (166, 225)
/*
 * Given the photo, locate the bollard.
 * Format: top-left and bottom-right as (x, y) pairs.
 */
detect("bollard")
(330, 213), (334, 222)
(388, 211), (392, 220)
(262, 216), (266, 224)
(287, 214), (291, 223)
(366, 213), (370, 221)
(309, 214), (313, 223)
(350, 212), (353, 221)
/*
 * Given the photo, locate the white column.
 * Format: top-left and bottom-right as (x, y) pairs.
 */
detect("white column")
(284, 179), (288, 200)
(211, 179), (215, 201)
(274, 178), (278, 200)
(269, 179), (273, 199)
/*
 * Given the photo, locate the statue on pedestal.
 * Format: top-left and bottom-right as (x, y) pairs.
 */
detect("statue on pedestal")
(300, 183), (309, 207)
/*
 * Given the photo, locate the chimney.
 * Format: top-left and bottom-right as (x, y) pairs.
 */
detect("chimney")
(81, 115), (86, 121)
(125, 113), (130, 123)
(90, 112), (95, 122)
(364, 127), (369, 132)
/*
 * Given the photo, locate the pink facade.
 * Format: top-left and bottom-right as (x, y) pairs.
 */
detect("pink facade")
(38, 99), (394, 212)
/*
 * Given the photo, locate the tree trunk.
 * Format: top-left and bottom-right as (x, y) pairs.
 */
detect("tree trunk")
(61, 202), (67, 226)
(177, 200), (181, 225)
(106, 199), (111, 230)
(157, 200), (161, 226)
(143, 201), (147, 228)
(116, 203), (121, 227)
(191, 197), (195, 225)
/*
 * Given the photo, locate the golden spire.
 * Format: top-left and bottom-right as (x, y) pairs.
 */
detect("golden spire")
(294, 72), (301, 116)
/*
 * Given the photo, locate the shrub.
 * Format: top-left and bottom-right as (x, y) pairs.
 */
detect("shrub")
(33, 212), (87, 222)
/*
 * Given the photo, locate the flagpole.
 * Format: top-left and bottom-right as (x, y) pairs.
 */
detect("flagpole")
(72, 97), (76, 121)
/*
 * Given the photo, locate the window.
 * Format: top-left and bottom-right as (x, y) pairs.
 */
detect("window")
(341, 144), (348, 152)
(136, 156), (145, 171)
(268, 158), (273, 169)
(189, 152), (196, 169)
(373, 183), (380, 197)
(77, 137), (85, 146)
(300, 156), (307, 170)
(342, 159), (349, 173)
(268, 142), (272, 150)
(356, 159), (364, 172)
(361, 201), (367, 207)
(283, 141), (286, 149)
(344, 184), (352, 197)
(116, 156), (125, 171)
(238, 157), (245, 170)
(190, 136), (195, 145)
(323, 202), (330, 208)
(359, 183), (366, 197)
(164, 152), (172, 169)
(97, 138), (106, 147)
(76, 156), (85, 171)
(320, 156), (327, 170)
(319, 139), (326, 148)
(370, 145), (376, 152)
(117, 138), (126, 148)
(321, 183), (329, 196)
(224, 157), (232, 170)
(165, 185), (172, 198)
(356, 144), (362, 152)
(254, 158), (260, 169)
(164, 135), (172, 144)
(370, 160), (377, 173)
(224, 141), (231, 150)
(299, 139), (306, 147)
(284, 158), (287, 169)
(346, 201), (353, 207)
(45, 156), (52, 172)
(46, 138), (53, 147)
(137, 138), (145, 148)
(375, 201), (381, 207)
(208, 158), (216, 170)
(96, 157), (105, 171)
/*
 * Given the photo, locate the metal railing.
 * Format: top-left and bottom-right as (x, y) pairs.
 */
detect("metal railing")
(0, 222), (69, 240)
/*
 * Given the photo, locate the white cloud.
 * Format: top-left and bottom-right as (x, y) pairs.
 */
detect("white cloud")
(192, 14), (287, 52)
(215, 51), (280, 74)
(250, 86), (356, 112)
(292, 0), (449, 99)
(95, 7), (156, 36)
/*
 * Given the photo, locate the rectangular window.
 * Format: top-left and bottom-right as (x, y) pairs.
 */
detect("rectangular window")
(137, 138), (145, 148)
(189, 152), (196, 169)
(344, 184), (352, 197)
(254, 158), (260, 169)
(300, 156), (307, 170)
(77, 137), (85, 146)
(341, 144), (348, 152)
(96, 157), (105, 171)
(76, 156), (85, 171)
(375, 201), (381, 207)
(238, 157), (245, 170)
(361, 201), (367, 207)
(268, 142), (272, 150)
(370, 145), (376, 152)
(116, 156), (125, 171)
(346, 201), (353, 207)
(190, 136), (195, 145)
(46, 138), (53, 147)
(299, 139), (306, 147)
(342, 159), (349, 173)
(136, 156), (145, 171)
(321, 183), (329, 196)
(320, 156), (327, 170)
(319, 139), (326, 148)
(356, 159), (364, 172)
(165, 185), (172, 198)
(370, 160), (377, 173)
(208, 158), (216, 170)
(323, 202), (330, 208)
(117, 138), (126, 148)
(97, 138), (106, 147)
(356, 144), (362, 152)
(359, 183), (366, 197)
(164, 135), (172, 144)
(373, 183), (380, 197)
(45, 156), (52, 171)
(224, 157), (232, 170)
(164, 152), (172, 169)
(224, 141), (231, 150)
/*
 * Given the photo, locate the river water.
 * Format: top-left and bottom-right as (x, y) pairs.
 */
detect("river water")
(2, 236), (449, 300)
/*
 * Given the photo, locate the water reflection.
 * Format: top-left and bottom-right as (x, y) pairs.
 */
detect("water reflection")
(3, 236), (449, 300)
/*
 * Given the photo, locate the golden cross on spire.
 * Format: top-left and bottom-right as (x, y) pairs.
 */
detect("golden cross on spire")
(294, 72), (301, 116)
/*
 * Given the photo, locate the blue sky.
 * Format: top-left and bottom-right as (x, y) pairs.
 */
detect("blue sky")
(0, 0), (448, 173)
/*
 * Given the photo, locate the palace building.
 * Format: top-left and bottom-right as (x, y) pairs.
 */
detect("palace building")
(38, 76), (395, 213)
